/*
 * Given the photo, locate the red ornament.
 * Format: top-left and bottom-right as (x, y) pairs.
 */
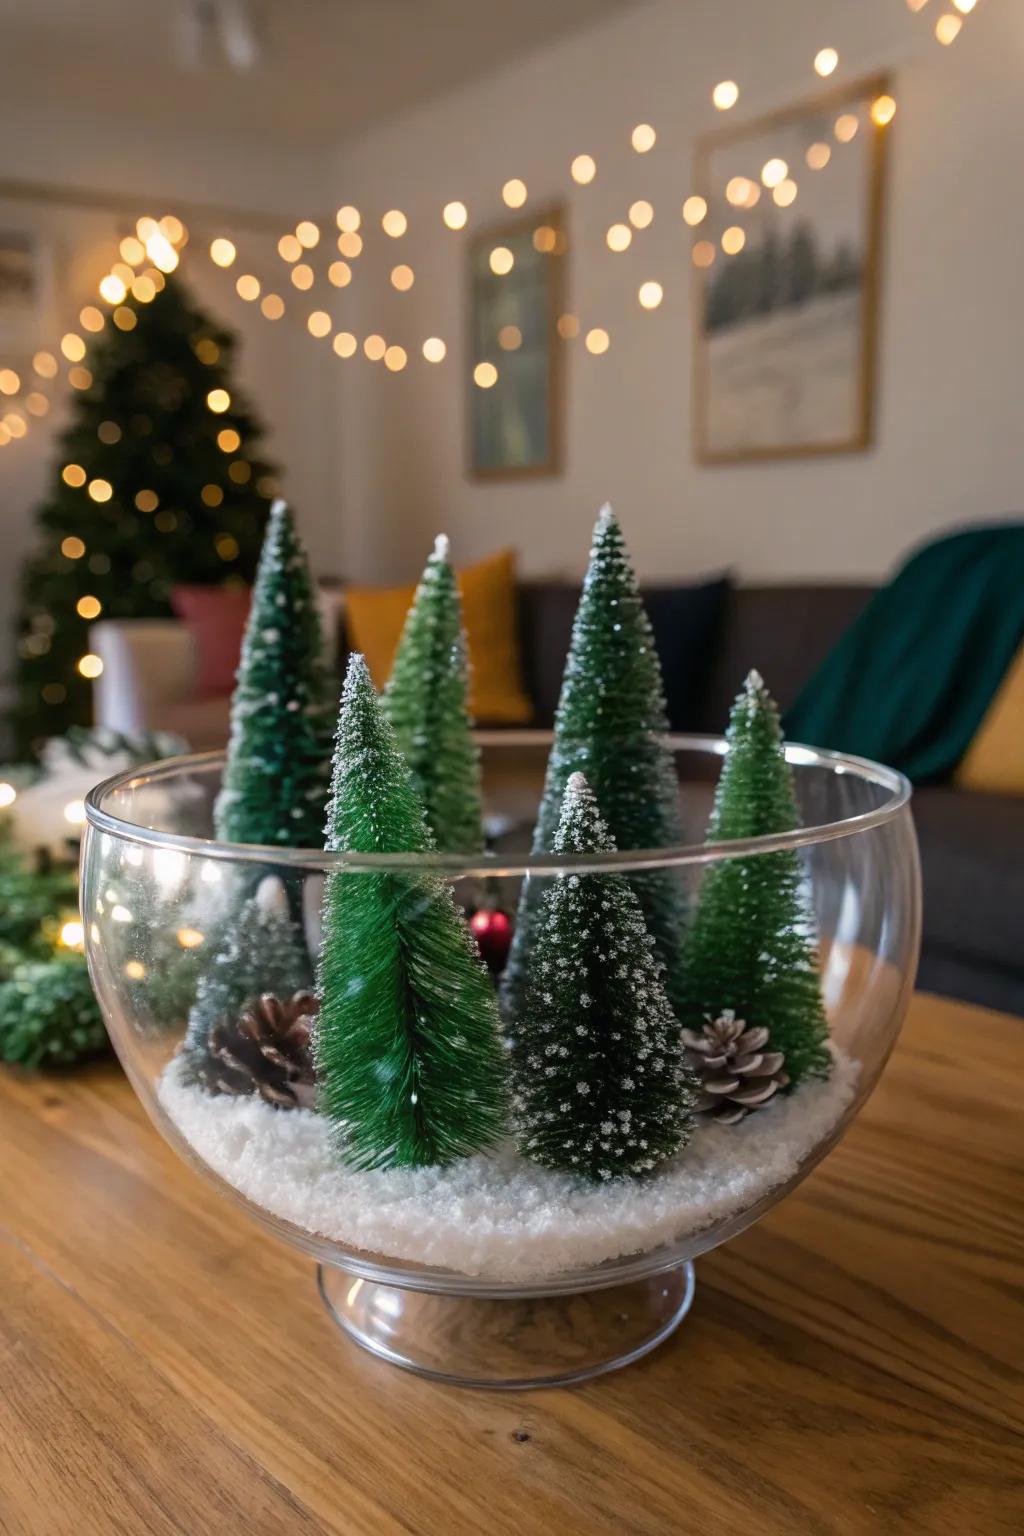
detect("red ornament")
(469, 906), (514, 975)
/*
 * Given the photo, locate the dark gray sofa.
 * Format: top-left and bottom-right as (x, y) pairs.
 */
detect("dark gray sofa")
(512, 580), (1023, 1018)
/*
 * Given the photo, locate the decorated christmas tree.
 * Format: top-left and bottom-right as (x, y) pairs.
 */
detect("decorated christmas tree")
(511, 773), (696, 1182)
(502, 506), (687, 1017)
(12, 271), (276, 756)
(679, 671), (831, 1085)
(314, 654), (507, 1169)
(215, 501), (336, 848)
(182, 881), (313, 1083)
(383, 534), (484, 854)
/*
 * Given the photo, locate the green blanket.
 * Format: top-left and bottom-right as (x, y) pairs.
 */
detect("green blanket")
(785, 524), (1024, 783)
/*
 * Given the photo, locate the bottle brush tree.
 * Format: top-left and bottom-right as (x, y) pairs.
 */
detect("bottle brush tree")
(383, 534), (484, 854)
(314, 654), (507, 1170)
(502, 506), (687, 1018)
(215, 500), (336, 848)
(182, 882), (313, 1080)
(511, 773), (697, 1182)
(13, 271), (276, 757)
(679, 670), (831, 1084)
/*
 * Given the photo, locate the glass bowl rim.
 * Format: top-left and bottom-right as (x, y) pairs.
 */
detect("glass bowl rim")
(83, 732), (912, 876)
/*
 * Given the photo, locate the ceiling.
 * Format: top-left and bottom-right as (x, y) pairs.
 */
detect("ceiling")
(0, 0), (634, 152)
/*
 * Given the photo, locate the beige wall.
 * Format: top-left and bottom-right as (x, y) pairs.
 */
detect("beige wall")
(2, 0), (1021, 668)
(328, 0), (1023, 585)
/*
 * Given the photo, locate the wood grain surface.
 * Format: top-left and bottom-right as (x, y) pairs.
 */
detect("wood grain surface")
(1, 991), (1021, 1536)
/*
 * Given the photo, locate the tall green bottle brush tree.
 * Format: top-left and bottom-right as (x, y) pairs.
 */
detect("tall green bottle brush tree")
(503, 506), (688, 1019)
(215, 500), (336, 849)
(680, 671), (831, 1085)
(315, 655), (507, 1170)
(13, 272), (276, 755)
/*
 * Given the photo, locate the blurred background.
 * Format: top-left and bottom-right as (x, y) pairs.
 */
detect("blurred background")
(0, 0), (1021, 1013)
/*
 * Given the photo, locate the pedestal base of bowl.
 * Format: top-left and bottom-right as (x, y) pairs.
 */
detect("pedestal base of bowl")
(317, 1260), (696, 1389)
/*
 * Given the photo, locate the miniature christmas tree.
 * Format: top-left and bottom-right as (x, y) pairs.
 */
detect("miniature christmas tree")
(502, 506), (687, 1017)
(679, 671), (831, 1085)
(315, 654), (507, 1169)
(215, 501), (336, 848)
(13, 271), (275, 757)
(383, 534), (484, 854)
(511, 774), (696, 1182)
(182, 881), (313, 1081)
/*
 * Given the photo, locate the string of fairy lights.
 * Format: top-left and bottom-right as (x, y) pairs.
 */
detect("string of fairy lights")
(0, 0), (979, 448)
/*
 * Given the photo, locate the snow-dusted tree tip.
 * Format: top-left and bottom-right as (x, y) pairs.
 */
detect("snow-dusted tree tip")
(342, 651), (373, 695)
(432, 533), (451, 562)
(554, 772), (616, 857)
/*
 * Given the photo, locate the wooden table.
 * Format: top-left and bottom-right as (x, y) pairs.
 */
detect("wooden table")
(0, 992), (1021, 1536)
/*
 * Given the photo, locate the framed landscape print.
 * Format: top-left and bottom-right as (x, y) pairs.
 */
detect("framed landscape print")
(467, 206), (565, 479)
(693, 75), (889, 463)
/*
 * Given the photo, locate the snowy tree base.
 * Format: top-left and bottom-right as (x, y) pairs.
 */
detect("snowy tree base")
(159, 1049), (859, 1282)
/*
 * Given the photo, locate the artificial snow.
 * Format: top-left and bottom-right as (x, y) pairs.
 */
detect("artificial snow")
(158, 1049), (859, 1281)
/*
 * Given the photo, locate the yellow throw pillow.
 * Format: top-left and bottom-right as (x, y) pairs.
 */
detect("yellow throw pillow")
(955, 640), (1024, 793)
(344, 547), (533, 725)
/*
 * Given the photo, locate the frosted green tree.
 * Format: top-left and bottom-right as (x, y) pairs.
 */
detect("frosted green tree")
(680, 671), (831, 1084)
(215, 501), (336, 848)
(512, 774), (697, 1182)
(182, 882), (312, 1080)
(383, 534), (484, 853)
(502, 506), (687, 1018)
(314, 655), (507, 1169)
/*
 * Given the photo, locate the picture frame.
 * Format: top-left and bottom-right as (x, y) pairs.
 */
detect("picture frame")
(0, 229), (52, 357)
(467, 205), (566, 480)
(692, 74), (889, 464)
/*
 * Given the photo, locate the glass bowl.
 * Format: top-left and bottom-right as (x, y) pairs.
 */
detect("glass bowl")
(82, 734), (920, 1388)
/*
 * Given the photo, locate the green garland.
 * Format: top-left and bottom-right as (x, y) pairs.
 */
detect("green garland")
(0, 956), (107, 1068)
(0, 822), (108, 1067)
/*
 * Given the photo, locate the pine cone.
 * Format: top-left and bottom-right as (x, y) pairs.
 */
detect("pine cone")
(682, 1011), (789, 1125)
(199, 991), (318, 1110)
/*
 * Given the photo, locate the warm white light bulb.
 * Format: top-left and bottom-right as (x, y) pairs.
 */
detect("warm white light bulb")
(761, 158), (788, 188)
(210, 238), (237, 268)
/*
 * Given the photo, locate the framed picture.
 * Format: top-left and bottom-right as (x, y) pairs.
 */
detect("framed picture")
(467, 206), (565, 479)
(693, 75), (889, 463)
(0, 230), (50, 356)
